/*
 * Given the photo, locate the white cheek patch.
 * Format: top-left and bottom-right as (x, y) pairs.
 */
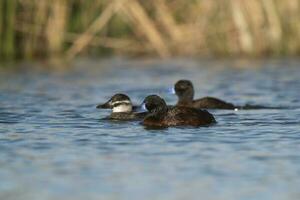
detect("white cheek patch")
(111, 100), (131, 106)
(112, 104), (132, 113)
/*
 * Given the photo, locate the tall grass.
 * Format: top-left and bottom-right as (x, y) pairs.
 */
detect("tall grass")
(0, 0), (299, 62)
(1, 0), (16, 60)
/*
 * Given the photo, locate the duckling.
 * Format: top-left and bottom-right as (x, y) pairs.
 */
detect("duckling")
(142, 95), (216, 128)
(97, 94), (146, 120)
(174, 80), (235, 109)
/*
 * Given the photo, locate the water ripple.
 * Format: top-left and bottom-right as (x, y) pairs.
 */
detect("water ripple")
(0, 59), (300, 200)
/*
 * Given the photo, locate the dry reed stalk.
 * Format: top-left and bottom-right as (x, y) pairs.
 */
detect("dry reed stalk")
(242, 0), (266, 54)
(287, 0), (299, 13)
(66, 33), (152, 54)
(45, 0), (67, 55)
(177, 24), (208, 56)
(2, 0), (300, 61)
(3, 0), (16, 60)
(0, 0), (3, 57)
(124, 0), (170, 58)
(117, 3), (157, 54)
(18, 0), (36, 59)
(65, 33), (144, 51)
(32, 0), (48, 52)
(154, 0), (182, 44)
(261, 0), (282, 45)
(218, 5), (235, 55)
(292, 0), (300, 52)
(189, 0), (215, 55)
(243, 0), (265, 28)
(65, 0), (121, 60)
(281, 0), (300, 53)
(280, 0), (299, 20)
(14, 22), (43, 35)
(117, 5), (147, 46)
(230, 0), (253, 54)
(19, 0), (49, 58)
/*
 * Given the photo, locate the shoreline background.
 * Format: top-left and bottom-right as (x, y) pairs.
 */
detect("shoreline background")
(0, 0), (299, 63)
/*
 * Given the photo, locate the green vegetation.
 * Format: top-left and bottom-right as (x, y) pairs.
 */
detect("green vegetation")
(0, 0), (299, 62)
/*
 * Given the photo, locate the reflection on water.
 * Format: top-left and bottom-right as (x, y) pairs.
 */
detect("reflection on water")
(1, 58), (300, 200)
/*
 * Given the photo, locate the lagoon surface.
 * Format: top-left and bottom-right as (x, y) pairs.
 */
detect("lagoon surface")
(1, 58), (300, 200)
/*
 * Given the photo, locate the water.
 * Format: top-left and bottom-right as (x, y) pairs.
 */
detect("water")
(0, 58), (300, 200)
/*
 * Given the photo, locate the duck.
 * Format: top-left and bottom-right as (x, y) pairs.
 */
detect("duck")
(141, 95), (216, 128)
(96, 93), (147, 120)
(174, 80), (236, 109)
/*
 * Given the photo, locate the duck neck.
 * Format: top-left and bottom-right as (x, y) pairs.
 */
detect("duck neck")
(178, 92), (194, 105)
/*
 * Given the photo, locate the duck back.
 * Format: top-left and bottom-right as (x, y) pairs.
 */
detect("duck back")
(165, 107), (216, 126)
(143, 107), (216, 127)
(193, 97), (235, 109)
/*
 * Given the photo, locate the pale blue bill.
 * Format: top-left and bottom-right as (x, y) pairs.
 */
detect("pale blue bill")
(141, 103), (147, 111)
(167, 87), (176, 94)
(135, 103), (147, 112)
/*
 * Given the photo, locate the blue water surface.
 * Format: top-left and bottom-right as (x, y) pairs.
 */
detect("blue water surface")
(0, 58), (300, 200)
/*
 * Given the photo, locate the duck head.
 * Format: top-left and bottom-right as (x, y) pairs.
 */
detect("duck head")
(174, 80), (194, 104)
(142, 95), (168, 115)
(97, 93), (132, 113)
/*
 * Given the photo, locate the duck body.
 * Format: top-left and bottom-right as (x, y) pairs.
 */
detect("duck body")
(142, 95), (216, 128)
(105, 112), (147, 121)
(143, 106), (216, 127)
(175, 80), (236, 110)
(178, 96), (235, 110)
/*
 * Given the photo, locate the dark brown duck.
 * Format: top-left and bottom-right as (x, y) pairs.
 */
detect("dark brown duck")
(142, 95), (216, 128)
(174, 80), (235, 109)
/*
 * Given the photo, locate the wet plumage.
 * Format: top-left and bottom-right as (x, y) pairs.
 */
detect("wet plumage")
(175, 80), (235, 109)
(142, 95), (216, 128)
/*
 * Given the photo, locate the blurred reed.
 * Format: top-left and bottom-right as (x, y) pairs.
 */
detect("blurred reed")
(0, 0), (299, 62)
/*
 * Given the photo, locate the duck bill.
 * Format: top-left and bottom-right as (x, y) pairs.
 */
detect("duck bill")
(167, 87), (176, 94)
(141, 102), (148, 111)
(141, 103), (147, 111)
(96, 100), (112, 109)
(134, 103), (147, 112)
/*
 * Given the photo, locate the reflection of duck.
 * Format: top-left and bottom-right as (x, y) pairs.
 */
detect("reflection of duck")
(142, 95), (216, 128)
(97, 94), (146, 120)
(174, 80), (235, 109)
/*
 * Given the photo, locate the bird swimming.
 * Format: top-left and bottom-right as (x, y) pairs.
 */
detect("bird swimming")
(141, 95), (216, 128)
(174, 80), (236, 109)
(97, 93), (147, 120)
